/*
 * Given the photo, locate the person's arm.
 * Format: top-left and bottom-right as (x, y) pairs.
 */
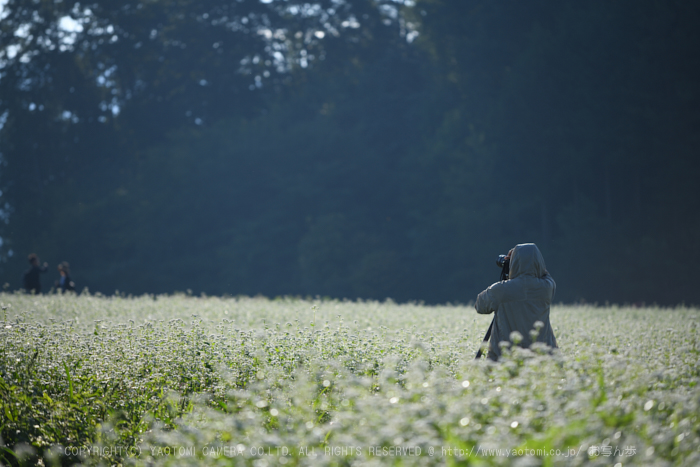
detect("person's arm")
(475, 284), (500, 315)
(542, 271), (556, 302)
(40, 262), (49, 273)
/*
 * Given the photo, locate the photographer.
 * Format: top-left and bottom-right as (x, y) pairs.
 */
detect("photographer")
(475, 243), (558, 361)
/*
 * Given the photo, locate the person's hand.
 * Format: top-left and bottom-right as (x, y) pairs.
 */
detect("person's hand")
(43, 262), (48, 268)
(505, 248), (514, 260)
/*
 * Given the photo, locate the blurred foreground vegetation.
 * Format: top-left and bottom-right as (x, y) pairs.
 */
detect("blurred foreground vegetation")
(1, 293), (698, 465)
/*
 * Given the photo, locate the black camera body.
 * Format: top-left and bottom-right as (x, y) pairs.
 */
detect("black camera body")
(496, 254), (510, 281)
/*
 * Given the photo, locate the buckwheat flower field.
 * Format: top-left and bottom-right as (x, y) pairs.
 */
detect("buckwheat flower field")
(1, 293), (698, 466)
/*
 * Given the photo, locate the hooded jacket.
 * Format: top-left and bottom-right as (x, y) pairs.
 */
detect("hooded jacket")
(475, 243), (557, 360)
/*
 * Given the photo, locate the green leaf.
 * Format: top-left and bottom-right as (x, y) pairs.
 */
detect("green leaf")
(4, 404), (14, 422)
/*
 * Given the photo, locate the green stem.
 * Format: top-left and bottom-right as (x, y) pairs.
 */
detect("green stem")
(63, 362), (74, 403)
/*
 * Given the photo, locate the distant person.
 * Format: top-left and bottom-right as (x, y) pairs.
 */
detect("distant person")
(475, 243), (558, 361)
(55, 261), (76, 292)
(23, 253), (49, 294)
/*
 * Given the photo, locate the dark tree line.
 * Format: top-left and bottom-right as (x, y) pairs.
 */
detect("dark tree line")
(1, 0), (699, 305)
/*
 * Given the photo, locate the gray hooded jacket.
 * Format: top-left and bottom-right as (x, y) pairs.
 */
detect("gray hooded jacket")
(475, 243), (557, 360)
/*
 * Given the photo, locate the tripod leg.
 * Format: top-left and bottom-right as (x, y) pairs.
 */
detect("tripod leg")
(475, 317), (495, 359)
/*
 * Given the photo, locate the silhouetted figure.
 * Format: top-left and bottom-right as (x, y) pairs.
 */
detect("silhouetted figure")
(55, 262), (76, 292)
(23, 253), (49, 294)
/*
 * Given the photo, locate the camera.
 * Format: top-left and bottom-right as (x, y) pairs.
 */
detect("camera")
(496, 254), (510, 280)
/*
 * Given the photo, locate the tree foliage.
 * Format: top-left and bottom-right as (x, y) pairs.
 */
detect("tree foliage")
(1, 0), (698, 304)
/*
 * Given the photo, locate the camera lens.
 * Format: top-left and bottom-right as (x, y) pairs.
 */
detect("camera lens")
(497, 254), (507, 268)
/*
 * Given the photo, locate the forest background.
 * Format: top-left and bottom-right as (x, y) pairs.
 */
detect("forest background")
(1, 0), (698, 305)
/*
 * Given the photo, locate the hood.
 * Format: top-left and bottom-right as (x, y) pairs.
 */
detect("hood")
(509, 243), (547, 279)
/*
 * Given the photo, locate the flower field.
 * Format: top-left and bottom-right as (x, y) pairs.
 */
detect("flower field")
(1, 292), (698, 466)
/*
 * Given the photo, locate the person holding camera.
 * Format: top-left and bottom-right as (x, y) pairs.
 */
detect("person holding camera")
(475, 243), (558, 361)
